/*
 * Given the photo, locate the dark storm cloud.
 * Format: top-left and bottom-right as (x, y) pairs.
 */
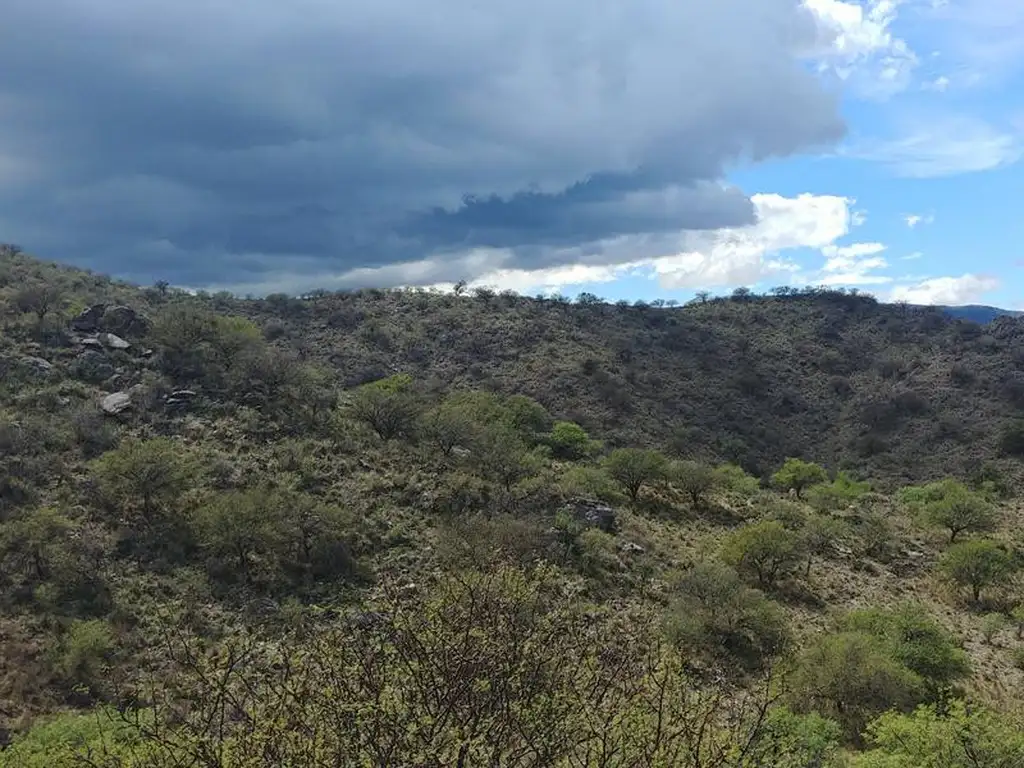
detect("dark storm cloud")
(0, 0), (845, 290)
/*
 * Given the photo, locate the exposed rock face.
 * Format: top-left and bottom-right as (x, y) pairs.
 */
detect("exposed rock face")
(101, 305), (149, 336)
(562, 497), (618, 534)
(100, 392), (132, 415)
(71, 304), (107, 332)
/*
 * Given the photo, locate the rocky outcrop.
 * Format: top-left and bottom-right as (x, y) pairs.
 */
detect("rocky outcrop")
(71, 304), (106, 332)
(562, 497), (618, 534)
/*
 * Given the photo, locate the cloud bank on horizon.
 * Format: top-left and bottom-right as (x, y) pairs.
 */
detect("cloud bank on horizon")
(0, 0), (1021, 306)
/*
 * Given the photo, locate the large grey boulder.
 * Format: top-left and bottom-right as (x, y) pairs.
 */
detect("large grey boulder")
(100, 392), (132, 415)
(101, 305), (149, 336)
(98, 332), (131, 350)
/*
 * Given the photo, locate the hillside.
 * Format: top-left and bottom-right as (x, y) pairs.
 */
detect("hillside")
(2, 248), (1024, 766)
(233, 284), (1024, 489)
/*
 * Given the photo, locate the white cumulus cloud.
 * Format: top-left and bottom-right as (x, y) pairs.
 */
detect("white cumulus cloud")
(889, 273), (999, 304)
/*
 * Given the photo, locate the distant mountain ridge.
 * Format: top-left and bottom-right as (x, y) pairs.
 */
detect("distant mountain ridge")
(931, 305), (1024, 324)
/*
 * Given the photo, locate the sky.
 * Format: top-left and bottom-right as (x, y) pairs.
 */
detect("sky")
(0, 0), (1021, 306)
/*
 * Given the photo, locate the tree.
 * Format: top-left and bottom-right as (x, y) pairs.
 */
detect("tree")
(671, 460), (717, 508)
(721, 520), (801, 588)
(192, 487), (290, 585)
(805, 471), (871, 513)
(838, 605), (971, 692)
(938, 539), (1017, 603)
(667, 562), (790, 667)
(602, 448), (667, 504)
(13, 282), (63, 323)
(419, 402), (476, 457)
(547, 421), (592, 460)
(347, 374), (421, 441)
(854, 700), (1024, 767)
(799, 513), (851, 577)
(791, 631), (925, 742)
(470, 425), (540, 491)
(91, 438), (197, 526)
(772, 458), (828, 499)
(922, 483), (996, 542)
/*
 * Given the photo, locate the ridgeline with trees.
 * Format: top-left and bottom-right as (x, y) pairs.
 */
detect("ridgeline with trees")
(2, 246), (1024, 765)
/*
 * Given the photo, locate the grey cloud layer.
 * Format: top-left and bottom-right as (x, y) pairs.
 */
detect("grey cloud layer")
(0, 0), (845, 289)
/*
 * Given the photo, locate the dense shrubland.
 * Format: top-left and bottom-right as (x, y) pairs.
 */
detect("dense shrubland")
(2, 249), (1024, 765)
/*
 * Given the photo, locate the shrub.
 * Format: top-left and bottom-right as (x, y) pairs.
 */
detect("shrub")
(853, 700), (1024, 767)
(980, 612), (1007, 645)
(546, 421), (593, 460)
(54, 619), (115, 692)
(667, 562), (790, 667)
(601, 448), (668, 504)
(721, 520), (802, 588)
(772, 458), (828, 499)
(938, 539), (1017, 603)
(346, 374), (421, 441)
(670, 460), (717, 508)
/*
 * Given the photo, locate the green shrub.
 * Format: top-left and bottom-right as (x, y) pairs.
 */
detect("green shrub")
(772, 458), (828, 499)
(938, 539), (1017, 603)
(721, 520), (801, 588)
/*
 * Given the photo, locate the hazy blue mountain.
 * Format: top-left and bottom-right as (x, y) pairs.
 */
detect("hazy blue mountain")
(932, 305), (1024, 324)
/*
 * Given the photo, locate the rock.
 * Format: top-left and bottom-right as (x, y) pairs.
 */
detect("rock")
(563, 497), (618, 534)
(20, 356), (53, 373)
(618, 541), (645, 555)
(79, 337), (103, 349)
(98, 332), (130, 350)
(100, 392), (132, 415)
(165, 390), (198, 410)
(71, 304), (106, 332)
(101, 305), (148, 336)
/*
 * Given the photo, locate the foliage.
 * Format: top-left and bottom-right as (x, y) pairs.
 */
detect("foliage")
(853, 699), (1024, 767)
(546, 420), (594, 460)
(772, 458), (828, 499)
(346, 373), (421, 440)
(938, 539), (1017, 603)
(602, 447), (668, 503)
(667, 562), (790, 667)
(805, 471), (871, 513)
(714, 463), (761, 495)
(90, 437), (198, 532)
(721, 520), (802, 588)
(671, 460), (718, 508)
(920, 481), (997, 542)
(792, 605), (971, 741)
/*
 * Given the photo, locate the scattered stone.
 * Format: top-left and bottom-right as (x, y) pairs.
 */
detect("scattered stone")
(100, 392), (132, 415)
(71, 303), (107, 332)
(618, 541), (646, 555)
(79, 337), (103, 349)
(165, 390), (198, 410)
(562, 497), (618, 534)
(98, 332), (130, 350)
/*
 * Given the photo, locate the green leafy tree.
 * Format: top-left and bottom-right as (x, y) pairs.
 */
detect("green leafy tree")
(938, 539), (1017, 603)
(838, 605), (971, 692)
(923, 483), (997, 542)
(667, 562), (790, 667)
(419, 401), (476, 457)
(714, 463), (761, 495)
(670, 460), (717, 508)
(791, 631), (926, 741)
(547, 421), (593, 460)
(854, 700), (1024, 767)
(772, 458), (828, 499)
(91, 438), (197, 526)
(799, 513), (851, 577)
(602, 448), (667, 503)
(192, 487), (291, 585)
(805, 471), (871, 512)
(470, 425), (540, 491)
(347, 374), (421, 441)
(721, 520), (801, 588)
